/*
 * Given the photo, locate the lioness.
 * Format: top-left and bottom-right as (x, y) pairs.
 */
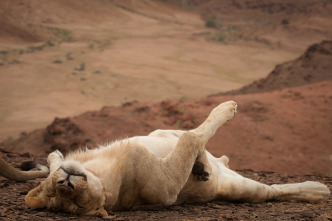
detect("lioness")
(25, 101), (330, 216)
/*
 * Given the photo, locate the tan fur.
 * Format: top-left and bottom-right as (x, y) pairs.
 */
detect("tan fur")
(25, 101), (330, 216)
(0, 157), (48, 181)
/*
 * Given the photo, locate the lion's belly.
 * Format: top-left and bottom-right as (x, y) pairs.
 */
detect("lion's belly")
(127, 136), (177, 158)
(177, 160), (222, 204)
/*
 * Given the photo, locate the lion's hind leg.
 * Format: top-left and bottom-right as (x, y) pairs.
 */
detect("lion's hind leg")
(218, 169), (330, 203)
(271, 181), (330, 202)
(218, 172), (278, 203)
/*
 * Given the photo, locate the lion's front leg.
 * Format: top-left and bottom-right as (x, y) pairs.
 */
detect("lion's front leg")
(146, 101), (236, 183)
(189, 100), (236, 181)
(191, 100), (237, 143)
(137, 132), (207, 205)
(190, 100), (236, 181)
(47, 150), (65, 173)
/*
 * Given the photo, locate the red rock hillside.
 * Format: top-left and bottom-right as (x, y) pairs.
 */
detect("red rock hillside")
(1, 41), (332, 175)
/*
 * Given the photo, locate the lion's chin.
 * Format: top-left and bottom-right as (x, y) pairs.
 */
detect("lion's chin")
(56, 187), (76, 198)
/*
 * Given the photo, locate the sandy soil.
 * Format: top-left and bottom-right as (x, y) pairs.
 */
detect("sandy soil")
(1, 0), (331, 141)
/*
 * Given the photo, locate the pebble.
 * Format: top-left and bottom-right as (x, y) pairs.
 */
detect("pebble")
(300, 211), (314, 218)
(103, 215), (117, 220)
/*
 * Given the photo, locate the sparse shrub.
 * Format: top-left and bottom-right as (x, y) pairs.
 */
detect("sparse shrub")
(99, 40), (111, 50)
(180, 0), (192, 9)
(26, 45), (45, 53)
(75, 62), (85, 71)
(253, 20), (271, 27)
(34, 45), (45, 51)
(59, 29), (73, 42)
(8, 59), (20, 64)
(50, 27), (74, 43)
(281, 19), (289, 25)
(66, 53), (73, 60)
(0, 50), (9, 55)
(211, 32), (227, 43)
(53, 60), (62, 64)
(89, 40), (112, 51)
(180, 95), (188, 100)
(46, 40), (55, 47)
(205, 14), (218, 28)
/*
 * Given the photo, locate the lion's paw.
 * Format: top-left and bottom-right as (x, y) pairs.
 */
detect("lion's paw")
(273, 181), (330, 202)
(47, 150), (64, 165)
(297, 181), (330, 202)
(191, 162), (211, 181)
(211, 100), (237, 122)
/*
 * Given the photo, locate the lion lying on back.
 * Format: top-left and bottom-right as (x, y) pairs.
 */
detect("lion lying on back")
(25, 101), (330, 216)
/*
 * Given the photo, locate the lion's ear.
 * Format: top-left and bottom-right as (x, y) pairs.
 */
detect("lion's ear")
(25, 181), (48, 209)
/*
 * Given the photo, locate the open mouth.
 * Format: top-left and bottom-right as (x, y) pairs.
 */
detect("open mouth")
(57, 179), (74, 190)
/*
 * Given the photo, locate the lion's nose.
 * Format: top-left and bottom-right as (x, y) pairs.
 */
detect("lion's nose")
(58, 178), (74, 190)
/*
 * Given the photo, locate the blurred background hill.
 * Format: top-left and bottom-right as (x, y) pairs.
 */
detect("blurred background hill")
(0, 0), (331, 175)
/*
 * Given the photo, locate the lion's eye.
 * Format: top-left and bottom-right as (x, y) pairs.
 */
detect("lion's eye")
(60, 167), (87, 179)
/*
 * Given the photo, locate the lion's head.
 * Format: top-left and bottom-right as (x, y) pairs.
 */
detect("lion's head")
(25, 160), (108, 216)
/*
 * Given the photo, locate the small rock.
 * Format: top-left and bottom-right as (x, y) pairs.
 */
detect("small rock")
(103, 215), (117, 220)
(212, 205), (223, 209)
(300, 211), (314, 218)
(75, 62), (85, 71)
(20, 153), (30, 158)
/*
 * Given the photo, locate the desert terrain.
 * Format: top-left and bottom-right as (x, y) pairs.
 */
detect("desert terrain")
(1, 0), (331, 142)
(0, 0), (332, 220)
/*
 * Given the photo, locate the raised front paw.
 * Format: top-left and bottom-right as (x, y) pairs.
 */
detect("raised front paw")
(47, 150), (64, 165)
(211, 100), (237, 122)
(191, 162), (211, 181)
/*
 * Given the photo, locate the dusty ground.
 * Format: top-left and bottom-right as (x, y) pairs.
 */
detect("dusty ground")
(0, 150), (331, 221)
(1, 0), (331, 141)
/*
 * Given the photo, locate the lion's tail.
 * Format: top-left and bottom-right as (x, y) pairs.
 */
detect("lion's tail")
(0, 157), (48, 181)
